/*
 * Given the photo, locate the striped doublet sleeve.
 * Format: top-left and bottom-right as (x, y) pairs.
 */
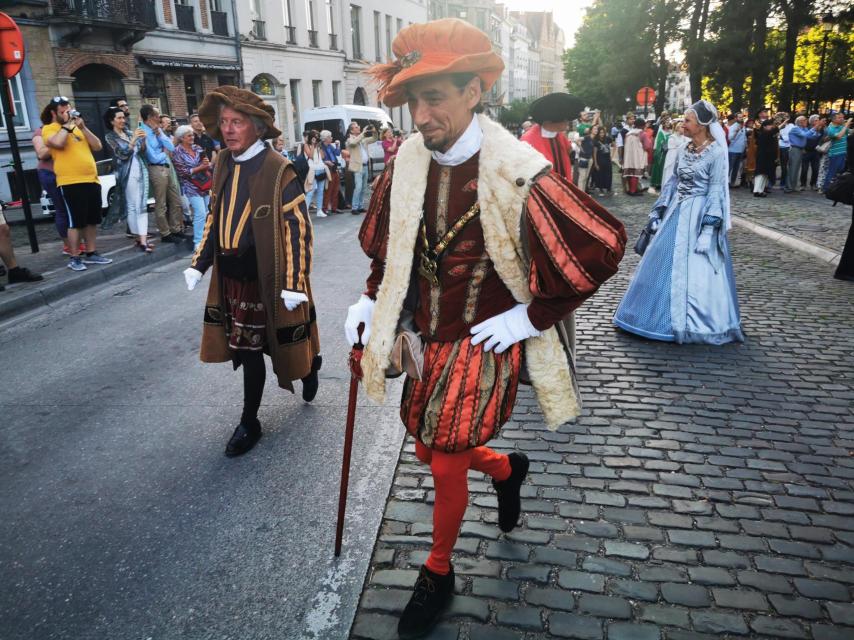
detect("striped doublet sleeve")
(359, 161), (394, 298)
(280, 179), (311, 293)
(525, 171), (627, 330)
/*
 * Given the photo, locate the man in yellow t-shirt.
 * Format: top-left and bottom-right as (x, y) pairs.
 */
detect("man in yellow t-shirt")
(43, 97), (113, 271)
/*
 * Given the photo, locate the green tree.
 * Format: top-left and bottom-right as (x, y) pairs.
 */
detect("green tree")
(563, 0), (656, 114)
(684, 0), (711, 102)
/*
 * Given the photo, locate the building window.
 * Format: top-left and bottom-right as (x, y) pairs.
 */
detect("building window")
(385, 14), (392, 59)
(283, 0), (296, 43)
(184, 74), (203, 115)
(312, 80), (322, 107)
(289, 79), (301, 141)
(210, 0), (229, 35)
(396, 17), (402, 34)
(332, 81), (341, 105)
(0, 75), (28, 129)
(350, 5), (362, 59)
(175, 0), (197, 32)
(373, 11), (381, 62)
(326, 0), (337, 49)
(217, 74), (237, 87)
(251, 74), (276, 96)
(306, 0), (318, 46)
(142, 72), (169, 113)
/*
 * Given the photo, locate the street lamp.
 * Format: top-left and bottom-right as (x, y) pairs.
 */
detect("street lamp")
(814, 12), (836, 112)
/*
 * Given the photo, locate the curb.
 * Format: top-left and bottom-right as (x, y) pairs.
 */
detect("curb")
(731, 214), (842, 266)
(0, 242), (190, 322)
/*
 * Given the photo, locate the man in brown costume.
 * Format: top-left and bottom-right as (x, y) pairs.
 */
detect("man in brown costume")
(183, 86), (321, 457)
(345, 19), (626, 639)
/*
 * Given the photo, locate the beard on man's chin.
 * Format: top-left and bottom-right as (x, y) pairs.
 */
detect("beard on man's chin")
(421, 136), (450, 152)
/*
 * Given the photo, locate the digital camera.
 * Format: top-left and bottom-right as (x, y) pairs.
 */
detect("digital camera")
(69, 110), (81, 119)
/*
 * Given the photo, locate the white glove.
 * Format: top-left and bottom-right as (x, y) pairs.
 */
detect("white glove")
(345, 295), (375, 346)
(281, 290), (309, 311)
(470, 303), (541, 354)
(695, 225), (723, 273)
(183, 267), (203, 291)
(695, 225), (715, 255)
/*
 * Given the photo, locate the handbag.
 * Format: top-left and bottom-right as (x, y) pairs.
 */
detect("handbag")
(578, 157), (590, 169)
(634, 217), (658, 256)
(190, 170), (212, 192)
(825, 171), (854, 206)
(385, 309), (424, 381)
(816, 139), (832, 154)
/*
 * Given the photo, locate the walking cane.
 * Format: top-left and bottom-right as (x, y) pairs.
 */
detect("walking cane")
(335, 328), (364, 557)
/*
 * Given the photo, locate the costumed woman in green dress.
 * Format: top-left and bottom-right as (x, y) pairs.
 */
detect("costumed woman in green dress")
(650, 113), (672, 192)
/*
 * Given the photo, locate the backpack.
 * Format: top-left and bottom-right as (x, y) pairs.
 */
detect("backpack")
(825, 171), (854, 206)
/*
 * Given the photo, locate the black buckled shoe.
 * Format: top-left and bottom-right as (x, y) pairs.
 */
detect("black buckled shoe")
(225, 420), (262, 457)
(493, 452), (530, 532)
(398, 564), (455, 640)
(301, 355), (322, 402)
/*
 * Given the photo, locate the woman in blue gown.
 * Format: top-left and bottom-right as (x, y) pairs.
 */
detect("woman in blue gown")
(614, 100), (744, 345)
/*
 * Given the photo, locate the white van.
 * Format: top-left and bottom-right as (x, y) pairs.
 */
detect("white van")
(302, 104), (394, 169)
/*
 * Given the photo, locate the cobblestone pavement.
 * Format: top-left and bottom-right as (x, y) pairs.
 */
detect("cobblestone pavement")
(727, 185), (851, 254)
(350, 188), (854, 640)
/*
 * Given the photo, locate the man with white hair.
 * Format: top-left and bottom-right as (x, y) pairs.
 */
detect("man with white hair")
(183, 86), (322, 457)
(800, 114), (824, 190)
(786, 115), (823, 193)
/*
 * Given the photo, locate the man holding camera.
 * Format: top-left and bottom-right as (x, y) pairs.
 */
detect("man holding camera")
(43, 97), (113, 271)
(345, 121), (377, 214)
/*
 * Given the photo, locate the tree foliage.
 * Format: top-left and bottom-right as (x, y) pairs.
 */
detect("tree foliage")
(563, 0), (657, 114)
(564, 0), (854, 115)
(498, 99), (533, 127)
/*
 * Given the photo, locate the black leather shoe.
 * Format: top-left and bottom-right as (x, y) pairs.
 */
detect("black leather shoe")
(493, 452), (530, 532)
(398, 565), (455, 640)
(225, 420), (262, 457)
(301, 355), (322, 402)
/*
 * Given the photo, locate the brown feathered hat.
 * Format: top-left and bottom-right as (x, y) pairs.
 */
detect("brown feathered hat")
(198, 85), (281, 140)
(367, 18), (505, 108)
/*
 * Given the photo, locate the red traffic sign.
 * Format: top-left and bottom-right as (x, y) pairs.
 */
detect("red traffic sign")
(0, 12), (25, 79)
(636, 87), (656, 106)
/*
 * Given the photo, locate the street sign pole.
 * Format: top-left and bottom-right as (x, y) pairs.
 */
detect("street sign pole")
(0, 72), (38, 253)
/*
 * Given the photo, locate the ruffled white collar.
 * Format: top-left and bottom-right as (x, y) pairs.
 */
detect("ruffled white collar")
(234, 139), (267, 162)
(540, 127), (559, 139)
(431, 116), (482, 166)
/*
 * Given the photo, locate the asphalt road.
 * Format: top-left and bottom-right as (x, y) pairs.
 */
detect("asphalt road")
(0, 212), (404, 640)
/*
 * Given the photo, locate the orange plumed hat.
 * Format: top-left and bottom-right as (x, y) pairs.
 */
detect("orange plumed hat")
(368, 18), (505, 108)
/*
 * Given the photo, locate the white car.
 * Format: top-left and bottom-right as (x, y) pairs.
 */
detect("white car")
(40, 158), (152, 216)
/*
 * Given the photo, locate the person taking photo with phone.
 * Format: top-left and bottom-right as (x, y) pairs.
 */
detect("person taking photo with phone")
(43, 97), (113, 271)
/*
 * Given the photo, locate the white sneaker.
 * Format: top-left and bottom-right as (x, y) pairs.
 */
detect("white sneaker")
(316, 210), (327, 218)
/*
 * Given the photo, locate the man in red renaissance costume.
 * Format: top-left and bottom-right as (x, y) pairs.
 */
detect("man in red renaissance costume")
(521, 92), (584, 184)
(344, 19), (626, 639)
